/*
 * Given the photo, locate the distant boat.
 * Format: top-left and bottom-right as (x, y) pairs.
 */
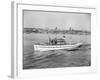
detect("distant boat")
(33, 27), (82, 51)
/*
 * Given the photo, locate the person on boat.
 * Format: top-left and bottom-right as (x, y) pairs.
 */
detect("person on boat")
(49, 38), (55, 45)
(52, 40), (54, 45)
(50, 39), (57, 45)
(55, 39), (57, 45)
(49, 39), (53, 45)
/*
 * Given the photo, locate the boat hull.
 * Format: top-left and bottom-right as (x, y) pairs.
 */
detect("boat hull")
(34, 43), (82, 51)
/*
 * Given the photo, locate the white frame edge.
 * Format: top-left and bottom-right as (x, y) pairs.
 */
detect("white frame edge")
(11, 1), (18, 78)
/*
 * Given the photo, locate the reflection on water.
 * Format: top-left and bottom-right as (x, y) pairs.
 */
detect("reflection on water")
(23, 33), (91, 69)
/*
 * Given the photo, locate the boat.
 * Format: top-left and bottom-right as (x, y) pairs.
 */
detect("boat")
(34, 43), (82, 51)
(33, 27), (83, 51)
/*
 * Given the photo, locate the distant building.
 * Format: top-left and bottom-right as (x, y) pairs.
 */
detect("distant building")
(69, 27), (74, 31)
(69, 27), (72, 31)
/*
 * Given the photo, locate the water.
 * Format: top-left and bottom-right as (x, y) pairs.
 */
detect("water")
(23, 33), (91, 69)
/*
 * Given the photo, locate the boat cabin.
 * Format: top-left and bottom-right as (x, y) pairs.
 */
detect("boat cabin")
(49, 38), (66, 45)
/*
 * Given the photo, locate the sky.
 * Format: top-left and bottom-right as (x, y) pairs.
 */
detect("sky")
(23, 10), (91, 31)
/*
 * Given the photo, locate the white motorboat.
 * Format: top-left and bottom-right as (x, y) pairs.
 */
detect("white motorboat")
(34, 43), (82, 51)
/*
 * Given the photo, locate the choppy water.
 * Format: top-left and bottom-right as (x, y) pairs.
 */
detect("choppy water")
(23, 33), (91, 69)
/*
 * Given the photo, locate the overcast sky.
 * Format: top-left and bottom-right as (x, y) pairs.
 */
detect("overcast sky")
(23, 10), (91, 31)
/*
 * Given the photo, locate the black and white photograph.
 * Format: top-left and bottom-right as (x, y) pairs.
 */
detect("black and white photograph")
(23, 10), (91, 69)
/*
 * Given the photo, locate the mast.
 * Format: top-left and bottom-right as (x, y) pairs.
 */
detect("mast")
(47, 29), (50, 45)
(55, 27), (57, 40)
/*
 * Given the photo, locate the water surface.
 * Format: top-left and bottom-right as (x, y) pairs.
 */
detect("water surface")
(23, 33), (91, 69)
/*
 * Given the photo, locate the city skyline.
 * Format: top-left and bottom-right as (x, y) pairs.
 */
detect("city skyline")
(23, 10), (91, 31)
